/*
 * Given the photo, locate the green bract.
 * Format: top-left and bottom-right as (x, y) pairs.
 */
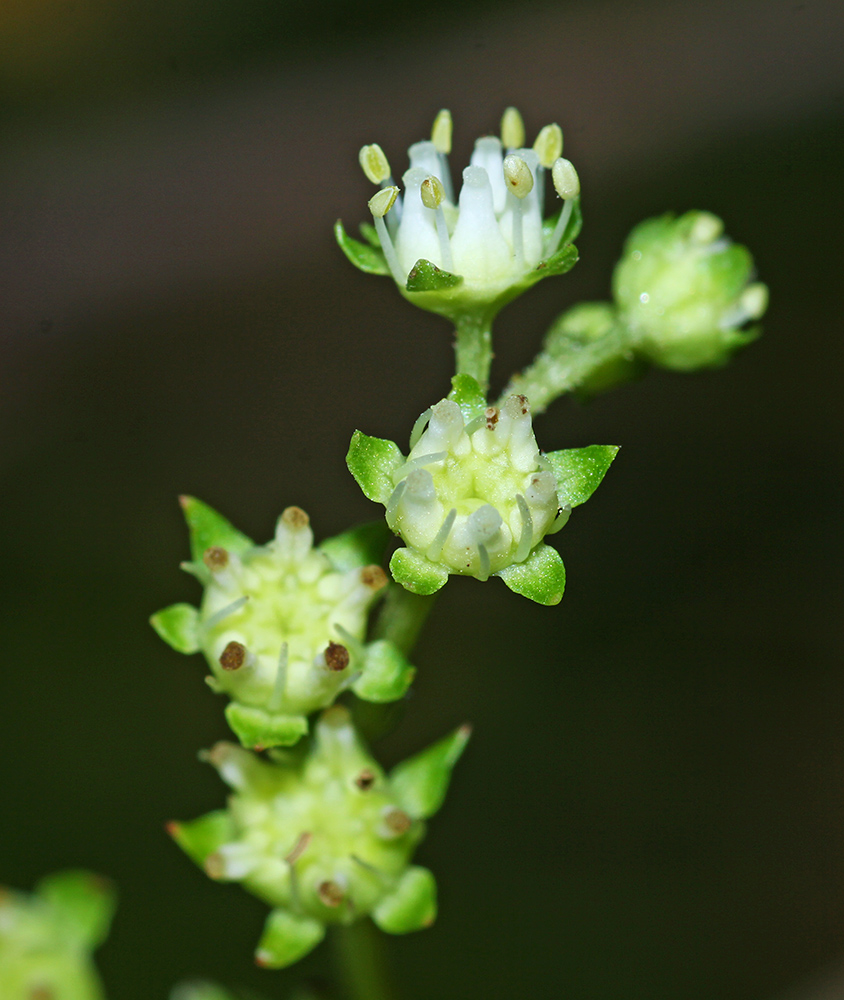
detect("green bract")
(613, 210), (768, 370)
(347, 375), (618, 605)
(0, 871), (115, 1000)
(170, 707), (470, 969)
(151, 498), (415, 749)
(336, 108), (582, 322)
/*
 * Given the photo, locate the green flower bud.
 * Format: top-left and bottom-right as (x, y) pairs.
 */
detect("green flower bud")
(169, 707), (470, 969)
(335, 107), (583, 323)
(612, 210), (768, 370)
(347, 375), (618, 605)
(0, 871), (115, 1000)
(151, 499), (415, 749)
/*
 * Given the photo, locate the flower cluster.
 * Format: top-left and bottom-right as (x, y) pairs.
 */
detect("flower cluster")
(348, 375), (617, 604)
(0, 871), (115, 1000)
(170, 707), (470, 968)
(336, 107), (583, 319)
(151, 497), (415, 749)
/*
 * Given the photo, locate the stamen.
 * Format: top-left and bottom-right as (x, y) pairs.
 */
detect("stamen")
(421, 175), (454, 272)
(219, 640), (248, 671)
(359, 144), (391, 185)
(477, 542), (491, 582)
(391, 451), (448, 484)
(463, 413), (485, 436)
(267, 642), (288, 712)
(503, 154), (534, 269)
(317, 880), (345, 908)
(203, 546), (229, 572)
(355, 768), (377, 790)
(380, 807), (413, 837)
(533, 124), (563, 168)
(690, 212), (724, 244)
(719, 283), (768, 329)
(501, 106), (525, 149)
(546, 157), (580, 256)
(385, 480), (407, 529)
(332, 623), (364, 659)
(431, 109), (452, 154)
(426, 507), (457, 562)
(285, 831), (311, 865)
(323, 641), (350, 672)
(409, 406), (433, 449)
(514, 493), (534, 563)
(202, 595), (248, 633)
(396, 167), (443, 273)
(369, 186), (405, 284)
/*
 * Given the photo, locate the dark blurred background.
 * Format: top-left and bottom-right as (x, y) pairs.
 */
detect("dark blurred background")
(1, 0), (843, 997)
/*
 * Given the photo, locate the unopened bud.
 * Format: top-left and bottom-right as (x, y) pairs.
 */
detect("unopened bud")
(420, 175), (445, 209)
(359, 144), (391, 185)
(533, 123), (563, 167)
(503, 155), (534, 199)
(431, 109), (452, 154)
(368, 185), (399, 219)
(500, 106), (525, 149)
(551, 157), (580, 199)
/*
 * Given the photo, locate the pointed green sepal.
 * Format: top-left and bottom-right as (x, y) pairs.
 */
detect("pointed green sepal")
(35, 870), (116, 950)
(405, 259), (463, 293)
(149, 603), (200, 654)
(371, 866), (437, 934)
(359, 221), (381, 248)
(168, 810), (237, 868)
(448, 373), (487, 422)
(389, 547), (449, 596)
(225, 703), (309, 750)
(353, 640), (416, 703)
(334, 219), (390, 275)
(496, 544), (566, 605)
(255, 909), (325, 969)
(542, 445), (620, 508)
(390, 724), (471, 819)
(533, 241), (579, 280)
(319, 520), (391, 571)
(179, 496), (254, 564)
(347, 430), (405, 504)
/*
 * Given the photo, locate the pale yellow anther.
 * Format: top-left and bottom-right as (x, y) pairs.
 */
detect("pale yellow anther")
(551, 157), (580, 199)
(690, 212), (724, 245)
(501, 106), (525, 149)
(431, 109), (453, 154)
(359, 144), (391, 185)
(420, 175), (445, 210)
(739, 283), (769, 319)
(533, 123), (563, 168)
(368, 185), (399, 218)
(503, 154), (534, 199)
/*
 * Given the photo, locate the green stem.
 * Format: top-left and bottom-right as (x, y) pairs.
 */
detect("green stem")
(333, 919), (399, 1000)
(498, 321), (634, 413)
(373, 584), (437, 656)
(454, 311), (495, 391)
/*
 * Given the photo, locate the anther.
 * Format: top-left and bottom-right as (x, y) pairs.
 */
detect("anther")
(368, 186), (405, 284)
(421, 174), (454, 272)
(501, 106), (525, 149)
(361, 565), (388, 590)
(485, 406), (499, 430)
(355, 768), (377, 790)
(317, 880), (345, 908)
(533, 123), (563, 168)
(546, 157), (580, 256)
(203, 546), (229, 571)
(503, 155), (534, 199)
(324, 641), (350, 672)
(281, 506), (310, 529)
(431, 109), (452, 154)
(383, 808), (413, 836)
(219, 641), (246, 671)
(359, 143), (391, 185)
(420, 175), (445, 209)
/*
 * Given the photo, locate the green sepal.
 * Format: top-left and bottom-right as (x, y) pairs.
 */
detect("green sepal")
(371, 866), (437, 934)
(169, 810), (236, 868)
(389, 548), (449, 596)
(225, 703), (309, 750)
(35, 871), (116, 950)
(531, 241), (579, 280)
(405, 259), (463, 293)
(353, 640), (416, 703)
(359, 221), (381, 248)
(448, 373), (487, 422)
(180, 496), (254, 564)
(255, 908), (325, 969)
(149, 603), (200, 654)
(541, 196), (583, 246)
(346, 430), (405, 505)
(334, 219), (389, 276)
(390, 724), (470, 819)
(542, 445), (620, 507)
(319, 519), (391, 571)
(496, 544), (566, 605)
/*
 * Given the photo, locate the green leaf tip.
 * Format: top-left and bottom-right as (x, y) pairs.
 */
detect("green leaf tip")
(334, 219), (390, 275)
(178, 495), (254, 564)
(405, 259), (463, 293)
(497, 544), (566, 605)
(150, 603), (200, 654)
(542, 444), (620, 509)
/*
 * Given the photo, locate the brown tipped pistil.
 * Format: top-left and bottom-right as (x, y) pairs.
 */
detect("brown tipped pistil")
(355, 768), (376, 790)
(203, 545), (229, 571)
(324, 641), (350, 672)
(317, 880), (345, 908)
(281, 506), (310, 529)
(361, 564), (388, 590)
(219, 641), (246, 671)
(384, 808), (412, 835)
